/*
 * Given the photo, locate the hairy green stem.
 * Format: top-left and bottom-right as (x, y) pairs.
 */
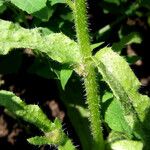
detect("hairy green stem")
(73, 0), (104, 149)
(84, 62), (105, 150)
(74, 0), (91, 57)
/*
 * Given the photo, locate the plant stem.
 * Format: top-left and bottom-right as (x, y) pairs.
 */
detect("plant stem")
(74, 0), (91, 57)
(73, 0), (105, 149)
(84, 63), (105, 150)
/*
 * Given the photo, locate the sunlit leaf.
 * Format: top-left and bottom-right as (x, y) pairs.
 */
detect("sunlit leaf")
(103, 97), (133, 137)
(11, 0), (47, 14)
(110, 140), (143, 150)
(0, 19), (81, 65)
(0, 90), (76, 149)
(0, 90), (52, 132)
(50, 0), (66, 6)
(94, 47), (150, 139)
(60, 69), (73, 90)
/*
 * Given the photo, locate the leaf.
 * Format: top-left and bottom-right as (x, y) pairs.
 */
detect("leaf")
(93, 47), (150, 139)
(112, 32), (142, 52)
(0, 90), (52, 132)
(110, 140), (143, 150)
(107, 131), (130, 143)
(33, 6), (54, 21)
(0, 0), (5, 6)
(38, 27), (53, 35)
(28, 118), (76, 149)
(102, 91), (113, 102)
(10, 0), (54, 21)
(60, 69), (73, 90)
(50, 0), (66, 6)
(0, 0), (3, 6)
(28, 118), (67, 146)
(10, 0), (47, 14)
(0, 4), (6, 13)
(0, 0), (6, 14)
(16, 105), (53, 132)
(0, 90), (26, 112)
(59, 140), (76, 150)
(106, 131), (143, 149)
(28, 132), (75, 150)
(0, 90), (76, 149)
(28, 136), (56, 145)
(91, 42), (104, 50)
(103, 97), (133, 137)
(98, 24), (111, 35)
(0, 19), (81, 65)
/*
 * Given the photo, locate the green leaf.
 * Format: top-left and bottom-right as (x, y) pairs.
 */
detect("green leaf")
(33, 6), (54, 21)
(0, 5), (6, 13)
(0, 90), (25, 112)
(28, 119), (76, 149)
(104, 97), (133, 137)
(0, 90), (52, 132)
(0, 90), (76, 149)
(106, 131), (143, 149)
(10, 0), (47, 14)
(102, 91), (113, 102)
(50, 0), (66, 6)
(10, 0), (54, 21)
(94, 47), (150, 139)
(38, 27), (53, 35)
(59, 140), (76, 150)
(0, 0), (6, 14)
(0, 0), (4, 6)
(28, 136), (55, 145)
(112, 32), (142, 52)
(108, 131), (130, 143)
(28, 128), (66, 145)
(16, 105), (53, 132)
(0, 19), (81, 65)
(110, 140), (143, 150)
(60, 69), (73, 90)
(91, 42), (104, 50)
